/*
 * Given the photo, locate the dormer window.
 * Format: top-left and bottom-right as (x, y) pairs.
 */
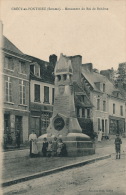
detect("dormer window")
(30, 63), (40, 77)
(94, 82), (100, 90)
(19, 61), (26, 74)
(4, 56), (14, 70)
(30, 65), (35, 75)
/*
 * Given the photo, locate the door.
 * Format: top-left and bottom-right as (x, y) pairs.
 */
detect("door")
(102, 119), (104, 132)
(31, 117), (40, 137)
(15, 116), (23, 143)
(4, 114), (11, 145)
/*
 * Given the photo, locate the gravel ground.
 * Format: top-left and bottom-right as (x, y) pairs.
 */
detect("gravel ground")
(2, 138), (126, 183)
(3, 153), (126, 195)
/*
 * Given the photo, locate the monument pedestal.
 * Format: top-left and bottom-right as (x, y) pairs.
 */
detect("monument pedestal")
(38, 132), (95, 157)
(62, 133), (95, 157)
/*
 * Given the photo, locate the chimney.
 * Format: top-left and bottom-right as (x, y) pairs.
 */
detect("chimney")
(82, 63), (93, 72)
(100, 70), (113, 81)
(68, 55), (82, 84)
(49, 54), (57, 67)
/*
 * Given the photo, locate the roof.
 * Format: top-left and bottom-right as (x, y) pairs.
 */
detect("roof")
(81, 67), (106, 92)
(81, 65), (125, 99)
(54, 53), (73, 75)
(3, 36), (24, 55)
(25, 54), (49, 65)
(26, 55), (55, 84)
(73, 82), (93, 108)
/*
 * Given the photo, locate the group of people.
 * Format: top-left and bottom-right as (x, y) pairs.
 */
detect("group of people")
(29, 130), (67, 158)
(42, 137), (67, 157)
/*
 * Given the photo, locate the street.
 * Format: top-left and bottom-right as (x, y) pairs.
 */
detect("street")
(3, 153), (126, 195)
(2, 138), (119, 182)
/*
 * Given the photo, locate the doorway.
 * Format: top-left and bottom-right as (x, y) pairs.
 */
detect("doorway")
(15, 116), (23, 143)
(102, 119), (104, 132)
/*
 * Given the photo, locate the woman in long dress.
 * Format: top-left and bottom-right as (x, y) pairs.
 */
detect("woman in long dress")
(98, 129), (102, 142)
(29, 130), (38, 157)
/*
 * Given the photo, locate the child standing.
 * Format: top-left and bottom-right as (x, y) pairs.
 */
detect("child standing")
(42, 138), (48, 157)
(114, 134), (122, 159)
(57, 139), (63, 156)
(47, 141), (53, 157)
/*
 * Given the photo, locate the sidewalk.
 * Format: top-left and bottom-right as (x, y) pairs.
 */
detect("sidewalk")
(2, 138), (126, 185)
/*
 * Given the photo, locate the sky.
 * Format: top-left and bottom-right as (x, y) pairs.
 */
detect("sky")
(1, 0), (126, 71)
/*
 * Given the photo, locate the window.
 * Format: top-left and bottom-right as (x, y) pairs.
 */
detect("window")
(5, 77), (12, 102)
(103, 101), (106, 111)
(34, 84), (40, 102)
(103, 84), (105, 92)
(52, 88), (55, 104)
(63, 74), (67, 81)
(19, 61), (26, 74)
(120, 106), (123, 116)
(19, 80), (26, 104)
(98, 118), (100, 131)
(41, 112), (50, 132)
(97, 99), (100, 110)
(30, 65), (34, 74)
(57, 75), (61, 81)
(87, 109), (90, 118)
(76, 107), (80, 117)
(82, 108), (85, 117)
(81, 96), (85, 102)
(4, 57), (14, 70)
(113, 103), (115, 114)
(44, 86), (49, 103)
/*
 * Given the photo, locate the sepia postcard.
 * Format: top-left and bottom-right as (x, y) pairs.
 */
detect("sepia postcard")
(0, 0), (126, 195)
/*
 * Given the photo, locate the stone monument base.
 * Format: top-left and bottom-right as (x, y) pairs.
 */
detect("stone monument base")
(37, 132), (95, 157)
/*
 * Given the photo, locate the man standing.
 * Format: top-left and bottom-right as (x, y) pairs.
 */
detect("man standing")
(114, 134), (122, 159)
(29, 130), (38, 157)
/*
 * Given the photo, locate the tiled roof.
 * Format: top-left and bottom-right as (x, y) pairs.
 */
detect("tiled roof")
(25, 55), (49, 65)
(73, 82), (86, 94)
(26, 55), (55, 84)
(73, 82), (93, 108)
(3, 36), (24, 55)
(81, 65), (124, 99)
(81, 67), (106, 92)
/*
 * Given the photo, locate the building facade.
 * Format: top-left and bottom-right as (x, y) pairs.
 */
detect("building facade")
(81, 63), (126, 136)
(26, 55), (57, 137)
(2, 33), (125, 143)
(3, 36), (31, 145)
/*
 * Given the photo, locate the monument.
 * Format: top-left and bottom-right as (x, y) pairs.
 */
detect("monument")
(38, 54), (95, 156)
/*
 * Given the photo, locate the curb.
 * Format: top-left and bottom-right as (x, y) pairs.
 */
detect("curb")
(2, 154), (111, 187)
